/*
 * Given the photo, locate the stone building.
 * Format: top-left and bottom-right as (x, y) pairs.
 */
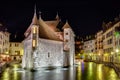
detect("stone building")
(22, 8), (75, 70)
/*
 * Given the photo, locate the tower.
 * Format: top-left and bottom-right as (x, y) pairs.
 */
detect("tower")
(22, 5), (39, 69)
(31, 5), (39, 70)
(63, 20), (75, 66)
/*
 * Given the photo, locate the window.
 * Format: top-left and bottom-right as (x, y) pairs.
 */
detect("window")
(33, 27), (37, 33)
(103, 35), (105, 40)
(91, 49), (94, 52)
(48, 52), (50, 57)
(15, 43), (19, 47)
(9, 50), (11, 53)
(32, 40), (36, 47)
(107, 38), (112, 45)
(15, 51), (20, 55)
(10, 43), (11, 47)
(65, 32), (68, 35)
(106, 31), (113, 38)
(109, 39), (112, 44)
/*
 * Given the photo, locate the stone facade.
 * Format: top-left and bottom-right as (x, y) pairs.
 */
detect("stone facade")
(22, 9), (75, 70)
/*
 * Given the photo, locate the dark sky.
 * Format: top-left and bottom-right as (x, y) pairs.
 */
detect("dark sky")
(0, 0), (120, 41)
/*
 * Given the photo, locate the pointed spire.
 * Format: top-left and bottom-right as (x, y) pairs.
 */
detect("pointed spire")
(14, 32), (17, 39)
(33, 4), (37, 17)
(65, 20), (69, 26)
(66, 20), (69, 24)
(39, 11), (42, 20)
(34, 4), (37, 15)
(62, 20), (71, 29)
(56, 12), (60, 20)
(31, 4), (38, 25)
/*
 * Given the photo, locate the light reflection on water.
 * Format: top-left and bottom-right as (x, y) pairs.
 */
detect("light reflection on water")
(0, 62), (120, 80)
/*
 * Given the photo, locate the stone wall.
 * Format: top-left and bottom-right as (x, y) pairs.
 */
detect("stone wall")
(33, 38), (65, 68)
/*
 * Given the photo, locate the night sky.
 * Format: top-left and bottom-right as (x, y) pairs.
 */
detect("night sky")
(0, 0), (120, 41)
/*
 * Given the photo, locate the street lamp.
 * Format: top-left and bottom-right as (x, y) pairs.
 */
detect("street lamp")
(111, 52), (114, 55)
(115, 49), (119, 53)
(115, 49), (119, 63)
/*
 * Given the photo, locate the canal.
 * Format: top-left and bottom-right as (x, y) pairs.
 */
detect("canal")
(0, 62), (120, 80)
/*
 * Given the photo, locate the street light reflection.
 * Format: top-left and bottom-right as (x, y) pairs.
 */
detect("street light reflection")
(0, 62), (120, 80)
(2, 68), (10, 80)
(13, 71), (18, 80)
(76, 66), (82, 80)
(87, 62), (93, 78)
(96, 64), (103, 80)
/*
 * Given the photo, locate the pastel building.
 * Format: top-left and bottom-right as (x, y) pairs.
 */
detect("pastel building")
(83, 39), (96, 54)
(9, 42), (23, 61)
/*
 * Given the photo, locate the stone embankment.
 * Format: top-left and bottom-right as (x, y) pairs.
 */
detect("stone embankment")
(0, 62), (7, 73)
(104, 62), (120, 77)
(86, 60), (120, 77)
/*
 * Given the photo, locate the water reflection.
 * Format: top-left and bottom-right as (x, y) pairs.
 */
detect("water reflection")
(0, 62), (120, 80)
(75, 62), (120, 80)
(96, 64), (103, 80)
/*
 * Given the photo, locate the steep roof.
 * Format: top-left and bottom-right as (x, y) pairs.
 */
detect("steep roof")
(45, 20), (59, 31)
(62, 21), (71, 29)
(24, 11), (76, 41)
(38, 18), (62, 41)
(24, 9), (39, 37)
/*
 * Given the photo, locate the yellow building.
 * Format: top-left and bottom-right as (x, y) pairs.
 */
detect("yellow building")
(96, 30), (103, 54)
(95, 30), (103, 61)
(9, 42), (23, 61)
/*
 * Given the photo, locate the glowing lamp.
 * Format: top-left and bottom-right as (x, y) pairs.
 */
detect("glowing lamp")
(116, 49), (119, 53)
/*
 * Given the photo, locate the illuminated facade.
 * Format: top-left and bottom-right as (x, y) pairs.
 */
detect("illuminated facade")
(102, 21), (120, 62)
(0, 23), (10, 54)
(83, 39), (96, 54)
(96, 30), (103, 54)
(9, 42), (23, 60)
(22, 9), (75, 69)
(103, 22), (120, 53)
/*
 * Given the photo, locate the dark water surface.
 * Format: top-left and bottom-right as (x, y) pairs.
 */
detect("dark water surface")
(0, 62), (120, 80)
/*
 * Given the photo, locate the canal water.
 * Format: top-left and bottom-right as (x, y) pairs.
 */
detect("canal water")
(0, 62), (120, 80)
